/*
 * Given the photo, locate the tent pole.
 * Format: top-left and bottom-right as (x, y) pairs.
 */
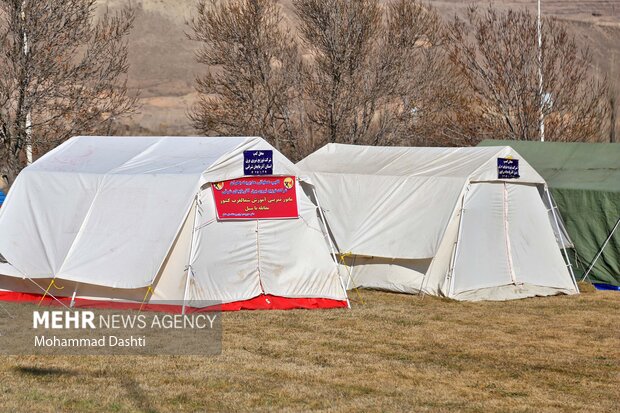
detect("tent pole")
(503, 183), (518, 285)
(311, 185), (351, 309)
(182, 195), (201, 315)
(581, 216), (620, 282)
(447, 189), (468, 298)
(182, 266), (193, 315)
(545, 187), (578, 291)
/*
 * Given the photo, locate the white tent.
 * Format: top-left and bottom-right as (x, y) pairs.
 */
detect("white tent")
(298, 144), (579, 301)
(0, 136), (348, 311)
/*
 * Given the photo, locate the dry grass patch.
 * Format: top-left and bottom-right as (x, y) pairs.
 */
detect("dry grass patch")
(0, 290), (619, 412)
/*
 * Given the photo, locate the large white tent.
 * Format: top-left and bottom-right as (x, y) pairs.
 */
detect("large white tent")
(298, 144), (579, 301)
(0, 136), (348, 311)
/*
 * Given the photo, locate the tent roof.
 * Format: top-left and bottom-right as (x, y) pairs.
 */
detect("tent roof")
(30, 136), (300, 179)
(478, 140), (620, 192)
(298, 143), (545, 183)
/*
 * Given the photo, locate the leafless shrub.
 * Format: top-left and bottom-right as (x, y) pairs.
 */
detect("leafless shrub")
(446, 6), (609, 143)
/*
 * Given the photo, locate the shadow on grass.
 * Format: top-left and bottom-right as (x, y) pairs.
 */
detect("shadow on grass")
(14, 366), (78, 377)
(119, 375), (159, 413)
(14, 365), (158, 412)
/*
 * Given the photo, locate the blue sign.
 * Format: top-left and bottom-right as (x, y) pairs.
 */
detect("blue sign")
(244, 150), (273, 175)
(0, 190), (5, 207)
(497, 158), (520, 179)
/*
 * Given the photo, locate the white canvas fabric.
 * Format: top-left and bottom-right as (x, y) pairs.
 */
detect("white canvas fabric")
(298, 143), (578, 301)
(186, 184), (345, 305)
(0, 136), (347, 307)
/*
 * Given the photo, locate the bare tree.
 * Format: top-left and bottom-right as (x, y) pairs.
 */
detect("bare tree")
(293, 0), (467, 148)
(189, 0), (473, 155)
(293, 0), (381, 146)
(446, 6), (608, 143)
(0, 1), (137, 185)
(189, 0), (306, 157)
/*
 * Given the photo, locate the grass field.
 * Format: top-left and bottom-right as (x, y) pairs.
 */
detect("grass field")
(1, 286), (619, 412)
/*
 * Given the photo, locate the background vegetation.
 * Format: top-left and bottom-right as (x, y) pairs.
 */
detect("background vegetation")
(0, 0), (618, 182)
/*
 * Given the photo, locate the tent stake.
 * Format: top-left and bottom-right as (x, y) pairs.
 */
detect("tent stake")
(70, 283), (79, 308)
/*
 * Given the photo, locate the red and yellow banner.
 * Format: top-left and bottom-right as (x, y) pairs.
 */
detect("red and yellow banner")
(212, 176), (298, 220)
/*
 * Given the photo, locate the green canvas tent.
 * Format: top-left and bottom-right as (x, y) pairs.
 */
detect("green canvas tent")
(478, 140), (620, 288)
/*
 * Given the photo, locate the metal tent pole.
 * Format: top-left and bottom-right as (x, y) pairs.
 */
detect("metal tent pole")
(537, 0), (546, 142)
(311, 185), (351, 309)
(182, 195), (201, 315)
(447, 189), (468, 298)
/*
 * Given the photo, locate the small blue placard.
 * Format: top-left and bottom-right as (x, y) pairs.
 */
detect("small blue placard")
(497, 158), (520, 179)
(244, 150), (273, 175)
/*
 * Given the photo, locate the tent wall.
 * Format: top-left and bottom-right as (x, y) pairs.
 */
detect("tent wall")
(552, 188), (619, 286)
(341, 256), (431, 294)
(421, 190), (466, 297)
(507, 184), (576, 291)
(450, 183), (576, 300)
(0, 276), (149, 303)
(188, 188), (263, 304)
(55, 174), (199, 289)
(187, 182), (347, 305)
(0, 169), (201, 289)
(0, 199), (194, 305)
(305, 173), (466, 259)
(0, 171), (101, 278)
(149, 202), (196, 302)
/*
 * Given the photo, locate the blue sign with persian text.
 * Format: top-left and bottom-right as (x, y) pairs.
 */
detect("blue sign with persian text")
(244, 150), (273, 175)
(497, 158), (520, 179)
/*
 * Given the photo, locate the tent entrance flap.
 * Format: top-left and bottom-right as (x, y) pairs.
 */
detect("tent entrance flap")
(452, 183), (576, 295)
(452, 183), (513, 294)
